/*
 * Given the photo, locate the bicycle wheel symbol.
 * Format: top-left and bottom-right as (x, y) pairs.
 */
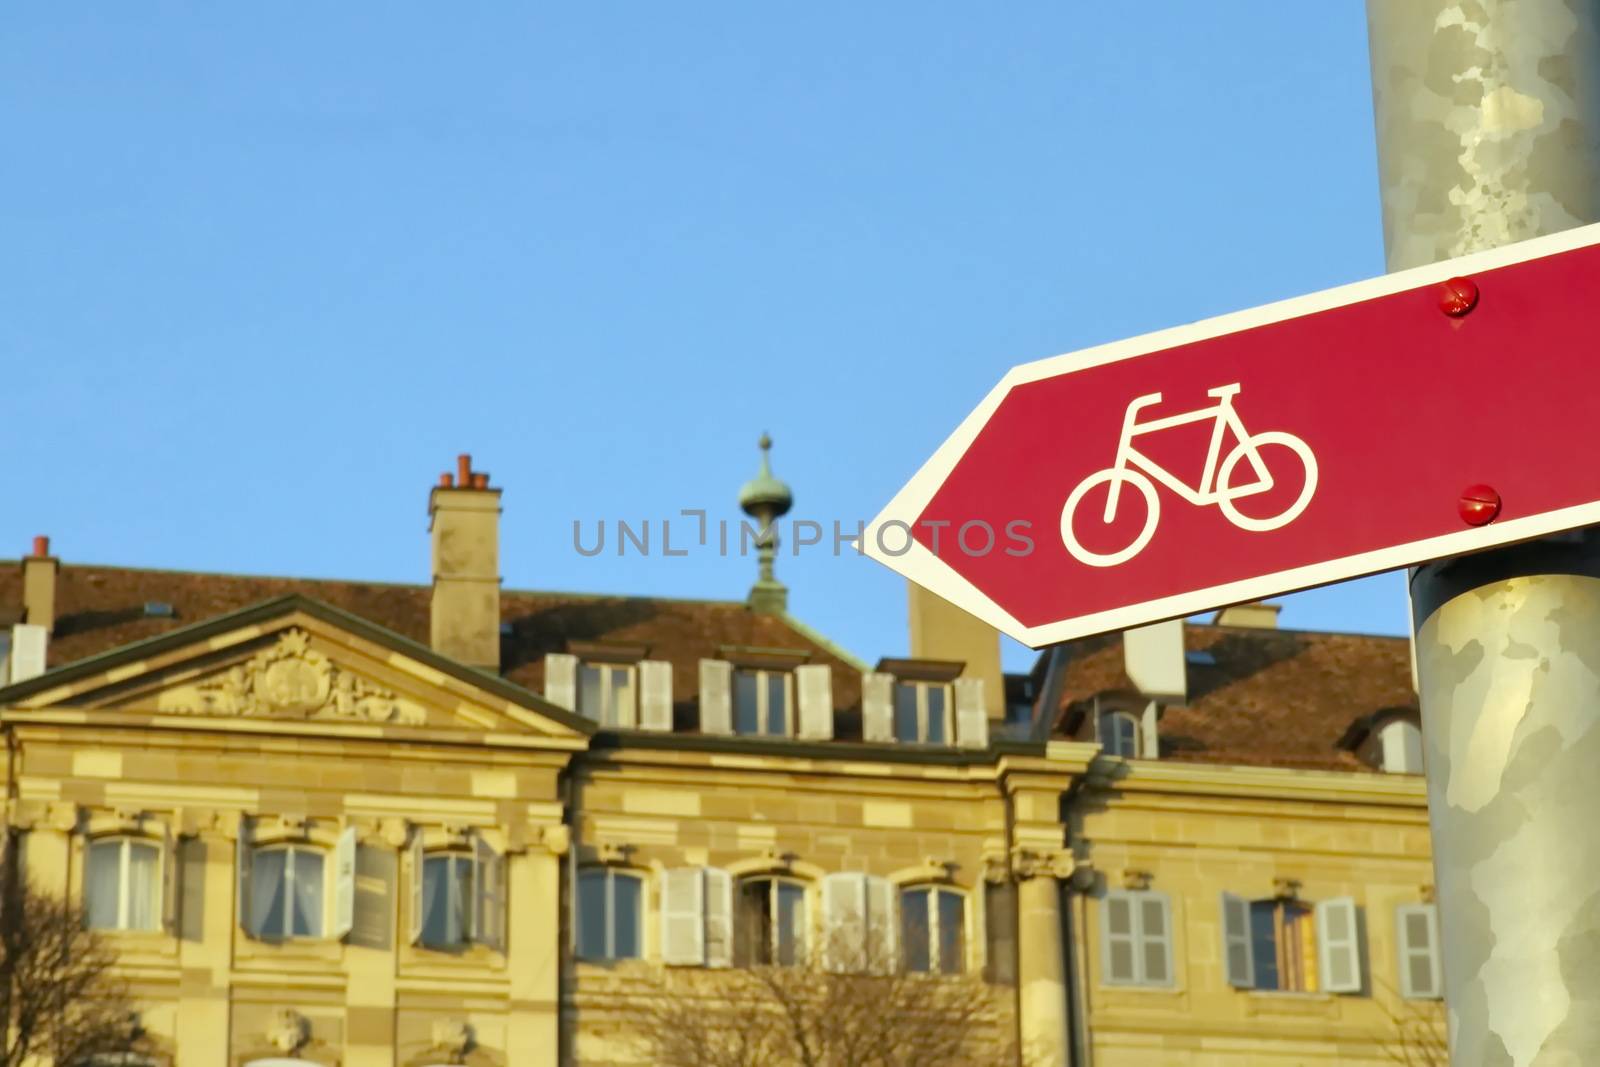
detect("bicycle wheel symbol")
(1059, 468), (1160, 568)
(1216, 431), (1318, 532)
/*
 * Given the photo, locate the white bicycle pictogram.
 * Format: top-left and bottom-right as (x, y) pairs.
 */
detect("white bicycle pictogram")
(1060, 383), (1318, 567)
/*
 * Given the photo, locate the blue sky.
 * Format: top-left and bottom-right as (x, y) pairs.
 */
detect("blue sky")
(1, 4), (1406, 670)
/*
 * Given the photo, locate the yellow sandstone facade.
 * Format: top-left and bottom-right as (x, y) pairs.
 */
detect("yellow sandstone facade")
(0, 453), (1443, 1066)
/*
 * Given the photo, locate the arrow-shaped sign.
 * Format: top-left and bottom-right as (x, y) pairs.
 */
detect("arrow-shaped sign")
(866, 222), (1600, 648)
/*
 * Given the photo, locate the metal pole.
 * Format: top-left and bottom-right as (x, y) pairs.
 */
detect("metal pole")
(1365, 3), (1600, 1063)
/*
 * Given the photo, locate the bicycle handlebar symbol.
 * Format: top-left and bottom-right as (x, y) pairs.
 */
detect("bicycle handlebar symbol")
(1059, 383), (1318, 567)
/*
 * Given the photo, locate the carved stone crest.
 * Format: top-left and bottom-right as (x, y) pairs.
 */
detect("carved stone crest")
(159, 629), (423, 724)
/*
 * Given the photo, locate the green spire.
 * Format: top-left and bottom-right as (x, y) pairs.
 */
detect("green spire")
(739, 433), (793, 614)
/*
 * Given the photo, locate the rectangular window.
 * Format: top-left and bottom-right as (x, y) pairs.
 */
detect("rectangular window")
(1101, 890), (1173, 987)
(736, 878), (807, 965)
(251, 845), (324, 939)
(420, 854), (475, 947)
(901, 886), (966, 974)
(892, 681), (951, 744)
(578, 663), (637, 727)
(577, 868), (644, 961)
(85, 838), (161, 932)
(733, 670), (791, 737)
(1247, 899), (1315, 992)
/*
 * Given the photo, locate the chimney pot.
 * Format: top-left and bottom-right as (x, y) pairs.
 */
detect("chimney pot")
(439, 473), (454, 488)
(472, 472), (489, 490)
(457, 454), (473, 487)
(32, 535), (49, 558)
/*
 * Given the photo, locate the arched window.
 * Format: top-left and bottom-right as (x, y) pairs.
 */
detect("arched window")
(900, 885), (965, 974)
(249, 844), (325, 938)
(1379, 719), (1423, 774)
(577, 867), (644, 960)
(735, 876), (807, 966)
(85, 837), (161, 931)
(1099, 710), (1140, 758)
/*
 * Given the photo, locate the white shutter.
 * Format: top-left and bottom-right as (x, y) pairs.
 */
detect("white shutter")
(473, 834), (504, 950)
(661, 868), (706, 965)
(862, 672), (894, 742)
(704, 868), (733, 967)
(638, 660), (674, 731)
(8, 624), (47, 684)
(1316, 897), (1362, 993)
(1102, 891), (1138, 983)
(1139, 701), (1160, 760)
(954, 677), (987, 748)
(236, 823), (255, 938)
(408, 828), (425, 946)
(866, 875), (895, 973)
(822, 872), (866, 972)
(161, 825), (181, 935)
(1221, 892), (1253, 989)
(1396, 903), (1442, 999)
(544, 653), (578, 712)
(698, 660), (733, 735)
(1139, 893), (1173, 986)
(332, 826), (357, 940)
(795, 665), (834, 740)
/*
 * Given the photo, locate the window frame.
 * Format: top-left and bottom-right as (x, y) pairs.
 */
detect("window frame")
(732, 669), (794, 738)
(1099, 889), (1174, 988)
(576, 866), (645, 961)
(1396, 902), (1442, 1000)
(85, 836), (163, 933)
(735, 875), (808, 966)
(899, 884), (968, 975)
(1098, 709), (1140, 758)
(892, 680), (952, 744)
(249, 843), (328, 940)
(577, 661), (639, 728)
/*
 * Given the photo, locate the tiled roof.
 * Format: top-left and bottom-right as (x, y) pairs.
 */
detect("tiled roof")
(0, 562), (865, 726)
(1049, 622), (1418, 772)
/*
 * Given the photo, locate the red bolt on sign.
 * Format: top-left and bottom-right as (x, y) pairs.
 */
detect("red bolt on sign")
(1459, 485), (1501, 526)
(1439, 277), (1479, 316)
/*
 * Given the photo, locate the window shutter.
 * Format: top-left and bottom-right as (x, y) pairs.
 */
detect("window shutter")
(822, 872), (866, 971)
(954, 678), (988, 748)
(1102, 891), (1138, 983)
(698, 660), (733, 735)
(1221, 892), (1253, 988)
(236, 824), (255, 938)
(161, 825), (181, 935)
(984, 881), (1018, 984)
(1316, 897), (1362, 993)
(1397, 903), (1442, 999)
(862, 672), (894, 742)
(867, 875), (896, 973)
(473, 834), (505, 950)
(1140, 893), (1173, 986)
(332, 827), (357, 941)
(704, 868), (733, 967)
(638, 660), (674, 732)
(486, 849), (506, 950)
(1139, 701), (1160, 760)
(544, 653), (579, 712)
(407, 828), (424, 946)
(795, 664), (834, 740)
(661, 868), (706, 965)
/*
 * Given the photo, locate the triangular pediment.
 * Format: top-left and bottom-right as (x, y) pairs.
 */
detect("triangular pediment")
(0, 596), (592, 746)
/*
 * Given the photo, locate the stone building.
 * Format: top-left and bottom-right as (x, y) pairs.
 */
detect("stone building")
(0, 446), (1442, 1065)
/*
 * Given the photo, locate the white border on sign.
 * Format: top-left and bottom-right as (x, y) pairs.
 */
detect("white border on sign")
(864, 221), (1600, 649)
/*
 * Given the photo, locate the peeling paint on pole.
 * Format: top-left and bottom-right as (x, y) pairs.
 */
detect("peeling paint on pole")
(1367, 1), (1600, 1063)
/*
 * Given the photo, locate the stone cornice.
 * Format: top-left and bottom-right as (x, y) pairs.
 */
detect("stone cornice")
(1091, 759), (1428, 807)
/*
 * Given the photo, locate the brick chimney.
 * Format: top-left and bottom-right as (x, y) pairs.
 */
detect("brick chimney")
(22, 535), (57, 633)
(428, 455), (501, 672)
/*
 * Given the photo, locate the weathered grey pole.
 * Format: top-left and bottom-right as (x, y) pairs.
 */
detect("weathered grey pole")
(1365, 3), (1600, 1063)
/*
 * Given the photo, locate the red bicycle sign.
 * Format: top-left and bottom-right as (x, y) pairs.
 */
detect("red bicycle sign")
(1061, 383), (1318, 567)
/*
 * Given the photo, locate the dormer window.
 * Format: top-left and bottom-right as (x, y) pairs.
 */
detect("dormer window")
(578, 663), (637, 727)
(1099, 710), (1140, 758)
(1379, 719), (1423, 774)
(733, 669), (791, 736)
(893, 680), (950, 744)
